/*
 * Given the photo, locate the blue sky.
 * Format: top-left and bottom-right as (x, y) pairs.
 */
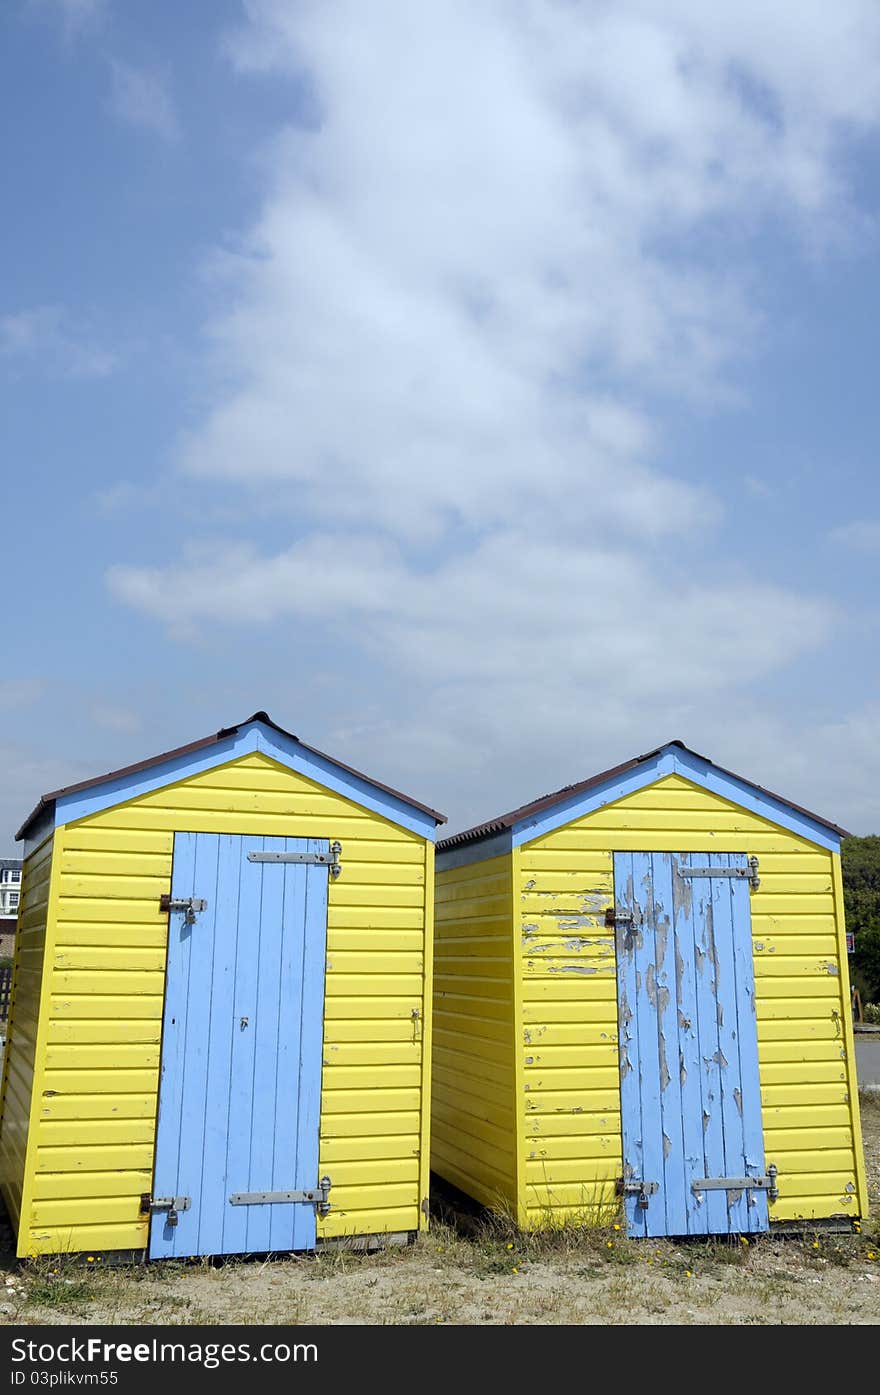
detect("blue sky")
(2, 0), (880, 854)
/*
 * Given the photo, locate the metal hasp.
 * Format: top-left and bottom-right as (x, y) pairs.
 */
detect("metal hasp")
(229, 1176), (333, 1217)
(676, 855), (760, 891)
(159, 895), (207, 925)
(616, 1178), (659, 1210)
(692, 1165), (778, 1202)
(247, 841), (343, 880)
(141, 1194), (191, 1227)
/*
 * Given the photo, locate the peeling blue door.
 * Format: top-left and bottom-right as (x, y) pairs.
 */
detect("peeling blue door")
(150, 833), (330, 1258)
(614, 852), (769, 1238)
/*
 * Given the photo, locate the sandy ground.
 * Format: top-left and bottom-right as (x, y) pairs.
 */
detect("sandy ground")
(3, 1093), (878, 1327)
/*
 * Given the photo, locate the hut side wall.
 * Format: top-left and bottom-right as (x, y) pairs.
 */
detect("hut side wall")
(519, 772), (867, 1226)
(18, 751), (432, 1257)
(432, 854), (519, 1212)
(0, 832), (55, 1235)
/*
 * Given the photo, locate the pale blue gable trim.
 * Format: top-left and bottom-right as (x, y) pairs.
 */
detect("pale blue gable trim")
(511, 746), (841, 853)
(55, 720), (438, 840)
(668, 747), (841, 853)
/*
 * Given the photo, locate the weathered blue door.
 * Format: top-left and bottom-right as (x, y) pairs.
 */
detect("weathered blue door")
(150, 833), (330, 1258)
(614, 852), (769, 1238)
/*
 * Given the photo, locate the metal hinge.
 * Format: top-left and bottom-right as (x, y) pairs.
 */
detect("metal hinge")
(229, 1176), (332, 1217)
(676, 856), (760, 890)
(692, 1164), (778, 1202)
(159, 896), (207, 924)
(247, 842), (342, 879)
(606, 907), (635, 929)
(616, 1178), (659, 1210)
(141, 1193), (191, 1226)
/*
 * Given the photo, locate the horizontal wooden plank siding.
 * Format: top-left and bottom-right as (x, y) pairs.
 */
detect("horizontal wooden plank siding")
(432, 854), (517, 1212)
(21, 752), (431, 1255)
(0, 834), (54, 1237)
(519, 774), (866, 1226)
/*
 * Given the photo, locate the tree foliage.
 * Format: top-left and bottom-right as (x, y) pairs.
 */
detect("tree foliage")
(842, 834), (880, 1002)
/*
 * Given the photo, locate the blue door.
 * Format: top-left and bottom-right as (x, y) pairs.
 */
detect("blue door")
(150, 833), (330, 1258)
(614, 852), (769, 1238)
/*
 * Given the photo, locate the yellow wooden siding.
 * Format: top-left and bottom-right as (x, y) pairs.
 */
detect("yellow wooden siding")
(518, 773), (866, 1226)
(0, 833), (55, 1237)
(432, 854), (518, 1212)
(21, 752), (431, 1256)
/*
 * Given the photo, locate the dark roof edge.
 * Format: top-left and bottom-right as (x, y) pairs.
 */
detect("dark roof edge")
(16, 711), (446, 841)
(437, 740), (849, 852)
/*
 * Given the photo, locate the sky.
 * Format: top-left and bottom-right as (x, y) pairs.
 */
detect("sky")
(2, 0), (880, 854)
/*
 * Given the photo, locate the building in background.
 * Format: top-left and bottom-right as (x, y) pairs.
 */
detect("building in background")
(0, 858), (21, 960)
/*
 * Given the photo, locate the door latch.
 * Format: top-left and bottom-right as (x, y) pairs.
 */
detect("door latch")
(616, 1178), (659, 1210)
(141, 1193), (191, 1227)
(159, 896), (207, 925)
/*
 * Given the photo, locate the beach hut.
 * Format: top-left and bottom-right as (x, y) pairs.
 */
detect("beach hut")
(0, 712), (444, 1258)
(432, 741), (867, 1237)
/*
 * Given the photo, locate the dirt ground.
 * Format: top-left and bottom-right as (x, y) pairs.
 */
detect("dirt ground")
(3, 1092), (879, 1327)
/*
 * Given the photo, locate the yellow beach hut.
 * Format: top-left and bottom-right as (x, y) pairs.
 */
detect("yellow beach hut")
(0, 712), (444, 1258)
(432, 741), (867, 1237)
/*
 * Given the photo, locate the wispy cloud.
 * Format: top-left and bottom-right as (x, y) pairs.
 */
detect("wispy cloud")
(0, 306), (116, 379)
(90, 703), (143, 735)
(0, 680), (45, 711)
(829, 519), (880, 552)
(108, 60), (178, 141)
(27, 0), (105, 36)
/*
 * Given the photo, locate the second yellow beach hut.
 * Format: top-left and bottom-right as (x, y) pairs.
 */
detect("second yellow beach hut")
(432, 741), (867, 1237)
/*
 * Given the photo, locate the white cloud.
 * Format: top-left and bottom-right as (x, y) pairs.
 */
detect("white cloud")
(90, 704), (143, 735)
(108, 61), (179, 141)
(109, 1), (880, 830)
(0, 306), (115, 379)
(829, 519), (880, 552)
(0, 680), (45, 711)
(0, 743), (87, 856)
(28, 0), (105, 32)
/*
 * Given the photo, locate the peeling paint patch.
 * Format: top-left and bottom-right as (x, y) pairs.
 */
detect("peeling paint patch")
(547, 962), (598, 975)
(823, 961), (839, 976)
(662, 1133), (672, 1160)
(733, 1087), (743, 1117)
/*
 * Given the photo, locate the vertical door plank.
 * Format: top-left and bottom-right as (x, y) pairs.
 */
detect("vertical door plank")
(244, 837), (288, 1254)
(150, 833), (197, 1259)
(650, 853), (688, 1237)
(199, 834), (242, 1255)
(270, 849), (310, 1253)
(291, 841), (330, 1252)
(173, 834), (220, 1257)
(672, 854), (710, 1236)
(729, 868), (769, 1234)
(615, 852), (644, 1237)
(631, 852), (665, 1240)
(710, 853), (751, 1234)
